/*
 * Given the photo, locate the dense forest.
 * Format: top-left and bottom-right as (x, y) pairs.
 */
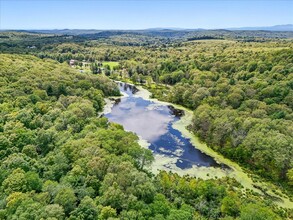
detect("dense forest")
(0, 30), (292, 219)
(120, 40), (293, 185)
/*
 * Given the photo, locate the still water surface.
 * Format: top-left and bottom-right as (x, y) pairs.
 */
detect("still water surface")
(105, 82), (225, 170)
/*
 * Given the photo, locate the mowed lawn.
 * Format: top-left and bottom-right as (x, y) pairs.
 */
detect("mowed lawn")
(102, 61), (119, 70)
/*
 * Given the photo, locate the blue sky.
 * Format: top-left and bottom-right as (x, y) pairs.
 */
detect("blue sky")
(0, 0), (292, 29)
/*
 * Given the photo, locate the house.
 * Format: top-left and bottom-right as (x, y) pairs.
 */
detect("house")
(27, 46), (36, 49)
(69, 59), (75, 66)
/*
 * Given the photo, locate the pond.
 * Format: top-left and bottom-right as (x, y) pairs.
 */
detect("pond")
(105, 82), (229, 172)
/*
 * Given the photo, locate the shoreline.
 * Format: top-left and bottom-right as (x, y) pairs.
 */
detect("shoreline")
(102, 81), (293, 208)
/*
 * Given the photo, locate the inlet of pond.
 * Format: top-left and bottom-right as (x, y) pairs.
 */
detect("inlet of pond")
(105, 82), (229, 173)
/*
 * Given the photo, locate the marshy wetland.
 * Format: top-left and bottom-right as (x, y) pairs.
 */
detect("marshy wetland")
(104, 82), (293, 209)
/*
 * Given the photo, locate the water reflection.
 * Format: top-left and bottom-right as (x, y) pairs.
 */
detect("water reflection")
(105, 82), (226, 169)
(119, 82), (138, 95)
(106, 96), (171, 142)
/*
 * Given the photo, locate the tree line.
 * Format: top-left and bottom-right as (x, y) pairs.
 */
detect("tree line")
(0, 54), (288, 219)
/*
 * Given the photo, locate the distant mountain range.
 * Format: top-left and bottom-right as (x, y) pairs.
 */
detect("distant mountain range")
(226, 24), (293, 31)
(1, 25), (292, 35)
(146, 25), (293, 32)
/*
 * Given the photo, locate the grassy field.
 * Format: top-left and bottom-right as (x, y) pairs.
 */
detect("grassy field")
(102, 61), (119, 70)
